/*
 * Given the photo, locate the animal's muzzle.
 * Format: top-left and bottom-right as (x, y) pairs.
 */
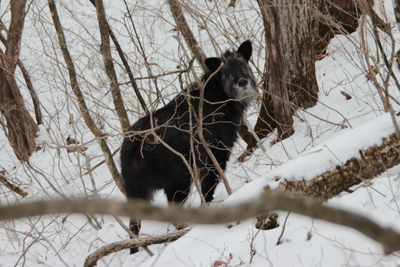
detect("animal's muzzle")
(238, 78), (248, 88)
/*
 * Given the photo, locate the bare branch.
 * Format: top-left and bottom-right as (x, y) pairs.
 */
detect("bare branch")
(1, 191), (400, 254)
(84, 230), (188, 267)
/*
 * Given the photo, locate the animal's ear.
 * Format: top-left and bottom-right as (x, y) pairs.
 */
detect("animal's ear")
(205, 57), (222, 73)
(237, 40), (252, 62)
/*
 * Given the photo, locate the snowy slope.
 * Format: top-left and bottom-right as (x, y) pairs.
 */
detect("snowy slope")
(1, 0), (400, 266)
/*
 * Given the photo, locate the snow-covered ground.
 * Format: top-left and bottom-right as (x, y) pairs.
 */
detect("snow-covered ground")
(1, 0), (400, 266)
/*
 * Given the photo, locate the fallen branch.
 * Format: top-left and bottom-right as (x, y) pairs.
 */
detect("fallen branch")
(1, 191), (400, 254)
(84, 230), (188, 267)
(284, 133), (400, 200)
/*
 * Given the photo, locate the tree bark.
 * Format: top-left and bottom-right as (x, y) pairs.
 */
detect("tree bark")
(316, 0), (360, 54)
(257, 0), (294, 141)
(167, 0), (208, 71)
(0, 0), (38, 162)
(278, 0), (320, 108)
(0, 21), (43, 126)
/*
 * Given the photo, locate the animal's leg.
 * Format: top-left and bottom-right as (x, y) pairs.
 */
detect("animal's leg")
(201, 171), (219, 203)
(129, 219), (141, 254)
(125, 181), (151, 254)
(165, 184), (190, 205)
(197, 149), (228, 203)
(165, 182), (191, 230)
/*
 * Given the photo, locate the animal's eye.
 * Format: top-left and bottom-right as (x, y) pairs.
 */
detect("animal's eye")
(224, 69), (230, 75)
(242, 63), (246, 69)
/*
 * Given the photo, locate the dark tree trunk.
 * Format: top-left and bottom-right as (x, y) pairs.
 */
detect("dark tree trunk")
(257, 0), (294, 141)
(248, 0), (318, 151)
(0, 0), (37, 162)
(247, 0), (377, 153)
(316, 0), (360, 54)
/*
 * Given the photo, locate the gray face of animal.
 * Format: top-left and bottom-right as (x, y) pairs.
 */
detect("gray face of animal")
(205, 40), (257, 107)
(220, 56), (257, 107)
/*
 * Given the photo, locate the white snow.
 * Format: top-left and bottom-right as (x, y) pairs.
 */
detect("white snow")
(1, 0), (400, 266)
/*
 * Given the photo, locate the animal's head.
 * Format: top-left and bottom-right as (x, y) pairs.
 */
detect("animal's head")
(205, 40), (257, 107)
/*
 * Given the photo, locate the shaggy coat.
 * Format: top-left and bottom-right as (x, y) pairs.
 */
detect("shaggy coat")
(120, 40), (257, 253)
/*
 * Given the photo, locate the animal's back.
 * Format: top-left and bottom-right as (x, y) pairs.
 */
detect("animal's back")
(120, 94), (192, 199)
(120, 84), (240, 197)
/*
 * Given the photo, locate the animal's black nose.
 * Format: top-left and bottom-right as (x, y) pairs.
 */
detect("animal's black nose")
(238, 78), (248, 87)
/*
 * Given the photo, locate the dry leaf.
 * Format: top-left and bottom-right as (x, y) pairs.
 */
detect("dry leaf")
(228, 0), (237, 8)
(340, 91), (352, 100)
(66, 135), (80, 145)
(315, 54), (326, 60)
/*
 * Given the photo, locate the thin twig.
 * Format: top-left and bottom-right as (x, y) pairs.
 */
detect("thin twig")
(276, 212), (290, 245)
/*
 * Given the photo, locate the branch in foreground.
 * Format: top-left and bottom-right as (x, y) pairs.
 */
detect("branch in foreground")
(84, 230), (188, 267)
(1, 191), (400, 254)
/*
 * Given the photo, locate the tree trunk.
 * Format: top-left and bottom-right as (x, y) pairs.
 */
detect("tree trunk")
(316, 0), (360, 54)
(277, 0), (320, 109)
(0, 0), (37, 162)
(259, 0), (294, 140)
(246, 0), (321, 153)
(167, 0), (208, 71)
